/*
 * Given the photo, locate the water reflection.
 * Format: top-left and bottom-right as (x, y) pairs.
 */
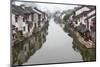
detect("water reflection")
(12, 16), (95, 65)
(24, 18), (82, 65)
(54, 17), (96, 62)
(12, 21), (49, 65)
(72, 40), (96, 62)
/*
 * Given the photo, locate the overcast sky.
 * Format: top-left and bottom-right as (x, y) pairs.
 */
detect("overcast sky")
(35, 3), (78, 13)
(12, 1), (79, 13)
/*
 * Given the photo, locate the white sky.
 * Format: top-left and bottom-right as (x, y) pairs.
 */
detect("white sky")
(35, 3), (78, 13)
(12, 1), (79, 13)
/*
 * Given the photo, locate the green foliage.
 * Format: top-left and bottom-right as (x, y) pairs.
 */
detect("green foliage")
(63, 14), (71, 22)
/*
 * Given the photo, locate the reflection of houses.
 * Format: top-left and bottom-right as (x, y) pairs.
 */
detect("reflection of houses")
(12, 22), (49, 65)
(72, 39), (96, 61)
(62, 19), (96, 61)
(12, 4), (49, 65)
(11, 5), (48, 42)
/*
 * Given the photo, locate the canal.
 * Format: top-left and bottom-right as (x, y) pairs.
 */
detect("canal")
(24, 18), (82, 65)
(12, 17), (96, 65)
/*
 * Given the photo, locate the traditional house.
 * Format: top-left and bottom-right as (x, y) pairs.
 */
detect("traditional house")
(85, 8), (96, 31)
(20, 5), (43, 36)
(12, 5), (29, 39)
(33, 7), (48, 31)
(32, 7), (42, 28)
(34, 7), (48, 22)
(70, 6), (95, 27)
(85, 8), (96, 42)
(12, 5), (38, 39)
(24, 7), (41, 36)
(68, 6), (96, 41)
(75, 6), (90, 16)
(12, 4), (48, 40)
(72, 6), (92, 28)
(12, 23), (48, 65)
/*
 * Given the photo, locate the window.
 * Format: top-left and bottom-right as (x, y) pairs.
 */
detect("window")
(24, 46), (26, 51)
(79, 18), (80, 22)
(23, 26), (25, 31)
(31, 14), (34, 21)
(83, 13), (87, 17)
(15, 28), (18, 32)
(75, 21), (78, 24)
(23, 17), (25, 22)
(15, 15), (18, 22)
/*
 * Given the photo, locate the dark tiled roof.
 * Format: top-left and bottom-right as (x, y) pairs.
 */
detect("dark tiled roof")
(75, 7), (96, 19)
(75, 11), (89, 19)
(34, 7), (44, 14)
(25, 7), (34, 13)
(74, 5), (95, 12)
(12, 5), (25, 15)
(87, 6), (96, 9)
(12, 5), (34, 15)
(92, 17), (96, 21)
(32, 8), (42, 15)
(12, 5), (45, 16)
(74, 6), (83, 11)
(86, 8), (96, 14)
(85, 13), (96, 20)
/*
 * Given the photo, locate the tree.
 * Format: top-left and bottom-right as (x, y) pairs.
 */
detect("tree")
(63, 14), (71, 22)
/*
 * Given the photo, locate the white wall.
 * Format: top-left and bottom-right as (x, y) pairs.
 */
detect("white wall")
(34, 13), (39, 23)
(11, 14), (19, 28)
(12, 13), (29, 36)
(22, 23), (28, 36)
(81, 17), (87, 25)
(11, 14), (15, 25)
(88, 16), (96, 31)
(28, 14), (32, 21)
(0, 0), (100, 67)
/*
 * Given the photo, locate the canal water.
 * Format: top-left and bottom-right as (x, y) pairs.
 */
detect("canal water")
(24, 18), (83, 65)
(13, 17), (96, 65)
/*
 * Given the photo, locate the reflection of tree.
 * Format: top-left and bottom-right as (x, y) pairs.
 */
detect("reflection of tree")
(72, 39), (96, 62)
(12, 21), (49, 65)
(63, 23), (70, 33)
(63, 22), (96, 62)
